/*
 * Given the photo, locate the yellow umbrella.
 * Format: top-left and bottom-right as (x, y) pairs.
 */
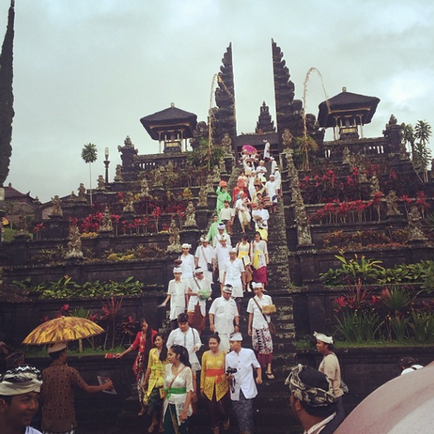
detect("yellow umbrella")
(22, 316), (105, 345)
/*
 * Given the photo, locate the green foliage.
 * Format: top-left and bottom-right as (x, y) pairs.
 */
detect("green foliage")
(388, 315), (410, 341)
(321, 256), (434, 292)
(409, 310), (434, 343)
(335, 310), (383, 342)
(0, 2), (15, 186)
(12, 276), (143, 299)
(81, 143), (98, 164)
(381, 286), (415, 313)
(186, 138), (225, 170)
(320, 254), (384, 285)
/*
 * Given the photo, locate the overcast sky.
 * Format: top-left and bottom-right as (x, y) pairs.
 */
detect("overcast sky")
(1, 0), (433, 202)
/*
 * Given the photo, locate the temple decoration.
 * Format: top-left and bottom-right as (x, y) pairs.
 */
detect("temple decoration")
(272, 39), (305, 151)
(318, 87), (380, 140)
(140, 103), (197, 153)
(211, 43), (237, 152)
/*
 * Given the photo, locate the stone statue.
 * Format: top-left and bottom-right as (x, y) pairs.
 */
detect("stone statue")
(17, 213), (29, 234)
(386, 190), (402, 216)
(153, 167), (163, 187)
(370, 175), (380, 198)
(114, 164), (123, 182)
(294, 197), (313, 247)
(198, 185), (208, 207)
(65, 225), (84, 259)
(358, 163), (368, 183)
(219, 156), (226, 173)
(69, 190), (77, 200)
(166, 160), (174, 173)
(139, 177), (150, 197)
(407, 206), (427, 242)
(99, 206), (113, 232)
(78, 183), (87, 201)
(97, 175), (106, 190)
(342, 147), (351, 165)
(184, 201), (197, 227)
(206, 174), (214, 194)
(221, 133), (232, 154)
(123, 191), (135, 213)
(282, 128), (293, 149)
(213, 165), (221, 183)
(166, 218), (182, 252)
(50, 195), (63, 217)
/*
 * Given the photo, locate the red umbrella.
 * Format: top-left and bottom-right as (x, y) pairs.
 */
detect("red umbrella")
(336, 361), (434, 434)
(242, 144), (258, 155)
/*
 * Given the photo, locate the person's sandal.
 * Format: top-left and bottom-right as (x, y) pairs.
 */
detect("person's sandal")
(147, 422), (157, 432)
(266, 372), (275, 380)
(223, 418), (230, 431)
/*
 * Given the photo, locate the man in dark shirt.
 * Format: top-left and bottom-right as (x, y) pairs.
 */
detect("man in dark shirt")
(40, 342), (113, 434)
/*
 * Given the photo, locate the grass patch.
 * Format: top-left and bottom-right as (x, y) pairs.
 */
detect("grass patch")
(296, 339), (434, 350)
(22, 346), (126, 358)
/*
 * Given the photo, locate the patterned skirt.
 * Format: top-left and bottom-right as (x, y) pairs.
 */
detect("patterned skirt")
(232, 390), (254, 432)
(252, 327), (273, 367)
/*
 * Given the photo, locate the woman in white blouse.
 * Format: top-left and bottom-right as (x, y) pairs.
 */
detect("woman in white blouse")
(247, 282), (275, 380)
(163, 345), (194, 433)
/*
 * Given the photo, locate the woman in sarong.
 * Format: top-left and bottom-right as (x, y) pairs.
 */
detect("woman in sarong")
(163, 345), (194, 434)
(144, 333), (168, 432)
(250, 231), (269, 286)
(247, 282), (275, 380)
(200, 334), (230, 434)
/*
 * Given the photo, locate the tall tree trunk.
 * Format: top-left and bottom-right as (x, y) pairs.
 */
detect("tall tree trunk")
(0, 1), (15, 187)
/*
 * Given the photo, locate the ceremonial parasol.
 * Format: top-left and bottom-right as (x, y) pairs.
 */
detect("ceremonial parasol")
(242, 144), (258, 155)
(335, 361), (434, 434)
(22, 316), (105, 345)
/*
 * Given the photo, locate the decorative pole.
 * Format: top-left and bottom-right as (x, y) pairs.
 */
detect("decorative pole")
(104, 147), (110, 184)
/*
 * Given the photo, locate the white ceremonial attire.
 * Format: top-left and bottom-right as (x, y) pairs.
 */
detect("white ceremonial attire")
(209, 296), (238, 352)
(223, 258), (245, 298)
(274, 169), (281, 190)
(167, 279), (189, 321)
(215, 244), (231, 283)
(163, 363), (194, 426)
(213, 232), (232, 248)
(167, 327), (202, 372)
(247, 294), (272, 329)
(252, 208), (270, 229)
(270, 159), (277, 174)
(194, 244), (215, 282)
(188, 276), (211, 316)
(265, 180), (278, 203)
(225, 348), (260, 401)
(179, 253), (195, 289)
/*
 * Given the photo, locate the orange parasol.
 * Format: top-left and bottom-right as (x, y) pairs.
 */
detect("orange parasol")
(22, 316), (105, 345)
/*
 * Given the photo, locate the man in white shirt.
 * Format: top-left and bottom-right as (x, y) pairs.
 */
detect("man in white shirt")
(187, 267), (211, 335)
(167, 313), (202, 373)
(160, 268), (189, 330)
(219, 200), (235, 236)
(252, 201), (270, 231)
(194, 236), (215, 283)
(222, 248), (246, 311)
(213, 223), (232, 248)
(265, 174), (278, 213)
(209, 284), (240, 352)
(0, 365), (43, 434)
(214, 237), (231, 293)
(285, 364), (340, 434)
(225, 333), (262, 434)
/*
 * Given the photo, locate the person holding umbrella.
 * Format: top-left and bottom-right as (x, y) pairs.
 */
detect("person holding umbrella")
(40, 342), (114, 434)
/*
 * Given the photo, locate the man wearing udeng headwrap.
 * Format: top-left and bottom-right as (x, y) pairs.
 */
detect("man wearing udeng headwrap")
(0, 364), (43, 434)
(285, 364), (343, 434)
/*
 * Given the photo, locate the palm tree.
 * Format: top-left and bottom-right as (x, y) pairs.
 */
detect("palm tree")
(414, 120), (432, 182)
(81, 143), (98, 205)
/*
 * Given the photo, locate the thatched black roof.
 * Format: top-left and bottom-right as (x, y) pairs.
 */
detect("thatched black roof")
(140, 104), (197, 140)
(318, 89), (380, 128)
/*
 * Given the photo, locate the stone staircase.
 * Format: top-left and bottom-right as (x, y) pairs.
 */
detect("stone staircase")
(115, 164), (301, 434)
